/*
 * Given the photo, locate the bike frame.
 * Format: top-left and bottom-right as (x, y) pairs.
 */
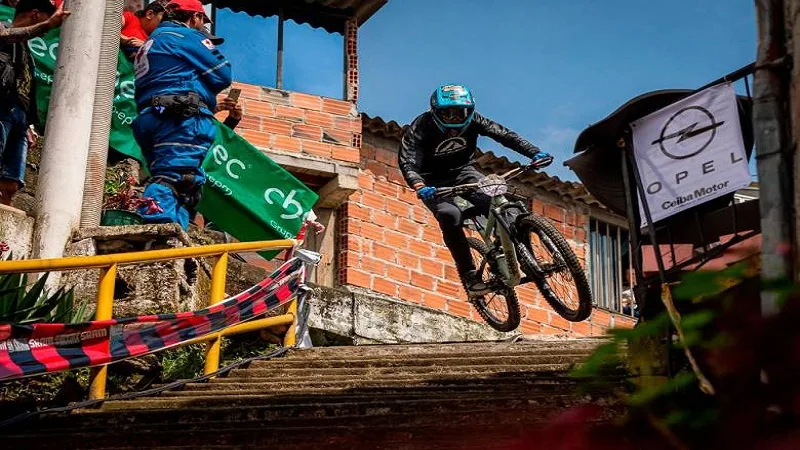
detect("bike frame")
(475, 195), (526, 287)
(455, 167), (540, 288)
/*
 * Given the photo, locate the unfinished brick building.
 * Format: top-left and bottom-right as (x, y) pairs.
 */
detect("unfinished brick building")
(204, 0), (637, 336)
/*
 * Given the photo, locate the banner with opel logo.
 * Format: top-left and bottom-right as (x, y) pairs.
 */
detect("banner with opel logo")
(630, 82), (751, 226)
(0, 6), (318, 258)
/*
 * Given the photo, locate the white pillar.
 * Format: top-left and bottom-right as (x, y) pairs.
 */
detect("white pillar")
(32, 0), (107, 262)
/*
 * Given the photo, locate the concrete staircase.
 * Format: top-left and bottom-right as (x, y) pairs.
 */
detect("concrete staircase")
(2, 338), (627, 449)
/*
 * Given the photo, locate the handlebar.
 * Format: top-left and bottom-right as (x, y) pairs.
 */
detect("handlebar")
(434, 160), (548, 199)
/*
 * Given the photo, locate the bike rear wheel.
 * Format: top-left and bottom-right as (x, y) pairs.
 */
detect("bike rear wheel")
(466, 237), (521, 332)
(516, 215), (592, 322)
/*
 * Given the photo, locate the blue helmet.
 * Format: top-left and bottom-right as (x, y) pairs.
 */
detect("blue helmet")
(430, 84), (475, 131)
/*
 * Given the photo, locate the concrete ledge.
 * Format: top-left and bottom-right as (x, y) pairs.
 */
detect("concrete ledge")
(260, 149), (360, 209)
(0, 204), (34, 258)
(308, 285), (517, 345)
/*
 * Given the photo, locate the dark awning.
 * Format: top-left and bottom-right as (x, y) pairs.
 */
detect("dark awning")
(203, 0), (388, 34)
(565, 89), (754, 219)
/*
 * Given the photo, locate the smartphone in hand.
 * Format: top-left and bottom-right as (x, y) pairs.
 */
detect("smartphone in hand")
(227, 88), (242, 102)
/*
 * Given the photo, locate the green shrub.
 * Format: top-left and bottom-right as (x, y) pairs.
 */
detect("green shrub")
(0, 254), (93, 324)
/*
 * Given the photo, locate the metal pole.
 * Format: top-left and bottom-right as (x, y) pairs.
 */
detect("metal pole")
(754, 0), (793, 316)
(81, 0), (125, 229)
(283, 298), (298, 347)
(695, 63), (756, 92)
(211, 0), (217, 34)
(32, 0), (107, 268)
(618, 138), (645, 285)
(623, 128), (668, 284)
(276, 8), (284, 89)
(204, 252), (229, 375)
(89, 263), (117, 400)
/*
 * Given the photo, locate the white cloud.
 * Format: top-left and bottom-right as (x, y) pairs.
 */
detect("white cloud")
(535, 124), (580, 151)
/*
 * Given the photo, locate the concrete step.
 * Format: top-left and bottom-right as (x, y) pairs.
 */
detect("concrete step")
(0, 339), (626, 450)
(10, 400), (625, 440)
(244, 353), (591, 369)
(157, 379), (621, 397)
(181, 376), (585, 391)
(225, 363), (576, 379)
(95, 389), (608, 411)
(4, 419), (622, 450)
(206, 369), (586, 385)
(282, 339), (608, 359)
(103, 387), (599, 409)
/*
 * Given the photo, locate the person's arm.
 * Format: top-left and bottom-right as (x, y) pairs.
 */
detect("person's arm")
(181, 30), (232, 93)
(472, 112), (541, 159)
(119, 12), (144, 48)
(398, 115), (428, 190)
(0, 4), (69, 44)
(217, 97), (242, 129)
(222, 115), (240, 130)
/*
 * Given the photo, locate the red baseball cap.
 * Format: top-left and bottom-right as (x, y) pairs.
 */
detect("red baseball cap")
(167, 0), (211, 23)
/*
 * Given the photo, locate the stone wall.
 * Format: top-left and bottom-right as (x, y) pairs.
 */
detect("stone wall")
(0, 205), (34, 259)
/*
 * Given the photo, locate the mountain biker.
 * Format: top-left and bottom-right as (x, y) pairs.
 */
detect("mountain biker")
(398, 84), (553, 296)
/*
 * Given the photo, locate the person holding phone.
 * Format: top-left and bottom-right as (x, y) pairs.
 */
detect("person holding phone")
(216, 87), (242, 130)
(132, 0), (231, 230)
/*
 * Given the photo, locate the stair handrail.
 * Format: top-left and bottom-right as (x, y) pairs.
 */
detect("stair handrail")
(0, 238), (299, 399)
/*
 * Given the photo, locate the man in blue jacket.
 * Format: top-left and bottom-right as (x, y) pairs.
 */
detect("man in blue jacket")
(132, 0), (231, 229)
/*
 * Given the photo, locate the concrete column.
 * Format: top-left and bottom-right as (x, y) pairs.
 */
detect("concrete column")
(32, 0), (107, 262)
(753, 0), (793, 316)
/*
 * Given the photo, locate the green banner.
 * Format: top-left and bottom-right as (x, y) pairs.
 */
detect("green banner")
(200, 123), (319, 259)
(0, 7), (318, 258)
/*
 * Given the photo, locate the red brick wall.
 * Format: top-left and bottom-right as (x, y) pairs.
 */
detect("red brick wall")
(210, 80), (635, 336)
(215, 81), (362, 164)
(339, 132), (636, 336)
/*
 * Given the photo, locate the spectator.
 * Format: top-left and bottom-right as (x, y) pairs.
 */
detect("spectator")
(621, 290), (639, 318)
(132, 0), (231, 229)
(120, 0), (166, 60)
(0, 0), (68, 206)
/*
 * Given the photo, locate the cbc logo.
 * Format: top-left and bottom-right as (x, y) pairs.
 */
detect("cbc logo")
(212, 144), (305, 220)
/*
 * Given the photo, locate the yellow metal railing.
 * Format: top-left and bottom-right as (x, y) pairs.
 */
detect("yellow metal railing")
(0, 239), (298, 399)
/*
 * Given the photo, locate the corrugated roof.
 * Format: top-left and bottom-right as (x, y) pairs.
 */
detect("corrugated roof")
(203, 0), (387, 34)
(361, 114), (604, 209)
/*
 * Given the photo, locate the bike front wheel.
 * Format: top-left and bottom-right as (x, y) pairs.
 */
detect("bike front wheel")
(467, 237), (521, 332)
(516, 215), (592, 322)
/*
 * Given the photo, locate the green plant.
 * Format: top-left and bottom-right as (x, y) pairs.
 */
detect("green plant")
(569, 256), (800, 448)
(159, 334), (279, 383)
(161, 344), (206, 381)
(0, 253), (93, 324)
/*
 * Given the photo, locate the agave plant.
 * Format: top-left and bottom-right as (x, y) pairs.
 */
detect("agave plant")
(0, 253), (93, 324)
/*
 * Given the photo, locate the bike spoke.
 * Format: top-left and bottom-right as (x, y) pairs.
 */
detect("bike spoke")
(525, 230), (581, 310)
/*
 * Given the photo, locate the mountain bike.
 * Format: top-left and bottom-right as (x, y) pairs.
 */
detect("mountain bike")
(434, 163), (593, 332)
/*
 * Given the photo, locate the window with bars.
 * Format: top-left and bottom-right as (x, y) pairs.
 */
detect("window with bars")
(587, 218), (634, 314)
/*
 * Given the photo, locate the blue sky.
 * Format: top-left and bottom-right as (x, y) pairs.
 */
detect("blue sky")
(217, 0), (756, 181)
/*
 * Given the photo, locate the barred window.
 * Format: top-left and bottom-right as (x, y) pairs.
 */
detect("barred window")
(588, 218), (634, 315)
